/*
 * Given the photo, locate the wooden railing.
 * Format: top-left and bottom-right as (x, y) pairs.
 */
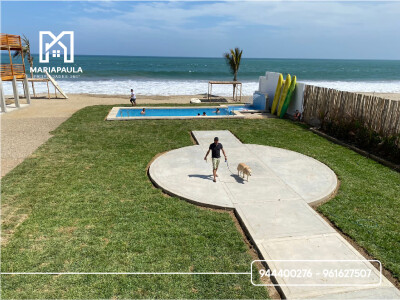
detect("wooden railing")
(0, 33), (22, 50)
(0, 64), (26, 81)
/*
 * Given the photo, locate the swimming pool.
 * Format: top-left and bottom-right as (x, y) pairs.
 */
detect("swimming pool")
(106, 105), (246, 120)
(118, 107), (232, 117)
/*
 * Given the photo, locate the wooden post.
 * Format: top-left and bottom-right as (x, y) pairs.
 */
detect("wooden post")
(236, 84), (238, 102)
(0, 78), (7, 113)
(210, 83), (212, 103)
(54, 85), (57, 98)
(7, 44), (13, 77)
(31, 80), (36, 98)
(19, 36), (26, 74)
(22, 80), (26, 98)
(46, 80), (50, 99)
(12, 76), (20, 108)
(23, 76), (31, 104)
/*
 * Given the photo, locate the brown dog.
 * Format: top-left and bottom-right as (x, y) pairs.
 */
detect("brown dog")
(237, 163), (252, 181)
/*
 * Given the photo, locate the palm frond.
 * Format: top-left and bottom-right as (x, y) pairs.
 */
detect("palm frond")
(12, 35), (34, 68)
(22, 34), (30, 46)
(223, 47), (243, 81)
(13, 50), (22, 58)
(12, 46), (28, 59)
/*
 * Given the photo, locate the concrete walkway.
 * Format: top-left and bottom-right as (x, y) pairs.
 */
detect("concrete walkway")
(149, 130), (400, 299)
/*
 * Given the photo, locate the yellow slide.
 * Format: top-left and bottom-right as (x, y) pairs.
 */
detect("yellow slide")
(271, 74), (284, 115)
(277, 74), (291, 116)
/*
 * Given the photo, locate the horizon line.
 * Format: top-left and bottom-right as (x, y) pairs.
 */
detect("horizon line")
(6, 53), (400, 61)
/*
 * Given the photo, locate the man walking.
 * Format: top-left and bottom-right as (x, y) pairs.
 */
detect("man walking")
(204, 137), (227, 182)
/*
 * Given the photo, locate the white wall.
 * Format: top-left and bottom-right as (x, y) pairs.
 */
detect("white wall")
(258, 76), (268, 93)
(257, 72), (282, 109)
(254, 71), (306, 115)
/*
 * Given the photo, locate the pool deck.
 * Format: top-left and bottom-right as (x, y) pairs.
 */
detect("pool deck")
(149, 130), (400, 299)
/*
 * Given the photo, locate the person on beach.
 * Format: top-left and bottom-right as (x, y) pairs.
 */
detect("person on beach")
(141, 108), (146, 115)
(294, 110), (301, 121)
(204, 137), (227, 183)
(130, 89), (137, 106)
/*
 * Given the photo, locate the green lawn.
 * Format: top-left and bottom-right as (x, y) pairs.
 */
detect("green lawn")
(1, 104), (399, 298)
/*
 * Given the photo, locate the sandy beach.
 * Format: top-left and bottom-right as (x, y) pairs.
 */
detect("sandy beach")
(358, 92), (400, 101)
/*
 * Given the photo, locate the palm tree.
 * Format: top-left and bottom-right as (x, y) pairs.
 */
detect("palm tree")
(224, 47), (243, 100)
(13, 34), (36, 97)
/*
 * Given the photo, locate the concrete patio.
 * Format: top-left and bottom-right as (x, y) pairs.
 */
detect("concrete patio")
(149, 130), (400, 299)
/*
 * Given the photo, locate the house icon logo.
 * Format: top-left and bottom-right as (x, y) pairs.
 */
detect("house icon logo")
(39, 31), (74, 63)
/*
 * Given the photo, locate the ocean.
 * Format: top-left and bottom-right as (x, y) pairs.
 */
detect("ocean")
(2, 55), (400, 96)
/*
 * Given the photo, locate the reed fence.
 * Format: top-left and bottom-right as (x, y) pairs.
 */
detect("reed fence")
(302, 85), (400, 137)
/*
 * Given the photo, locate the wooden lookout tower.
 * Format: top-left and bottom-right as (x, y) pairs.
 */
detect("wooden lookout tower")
(0, 33), (31, 112)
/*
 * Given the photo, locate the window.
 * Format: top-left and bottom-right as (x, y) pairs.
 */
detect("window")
(52, 49), (61, 58)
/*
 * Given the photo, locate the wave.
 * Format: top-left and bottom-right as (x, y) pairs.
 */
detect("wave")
(3, 79), (400, 96)
(2, 80), (258, 96)
(303, 80), (400, 93)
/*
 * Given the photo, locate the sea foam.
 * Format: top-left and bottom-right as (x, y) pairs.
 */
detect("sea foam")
(303, 80), (400, 93)
(2, 79), (400, 96)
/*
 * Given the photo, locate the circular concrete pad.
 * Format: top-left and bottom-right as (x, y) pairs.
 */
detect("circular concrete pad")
(148, 131), (400, 299)
(149, 143), (338, 209)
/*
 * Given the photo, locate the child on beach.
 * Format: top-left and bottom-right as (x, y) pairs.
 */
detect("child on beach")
(130, 89), (137, 106)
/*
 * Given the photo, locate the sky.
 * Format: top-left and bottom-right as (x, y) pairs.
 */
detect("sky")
(1, 1), (400, 60)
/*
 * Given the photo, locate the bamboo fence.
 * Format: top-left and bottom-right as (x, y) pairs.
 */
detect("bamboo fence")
(302, 85), (400, 137)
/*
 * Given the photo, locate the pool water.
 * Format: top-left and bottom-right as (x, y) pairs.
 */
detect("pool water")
(228, 105), (254, 111)
(117, 107), (236, 117)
